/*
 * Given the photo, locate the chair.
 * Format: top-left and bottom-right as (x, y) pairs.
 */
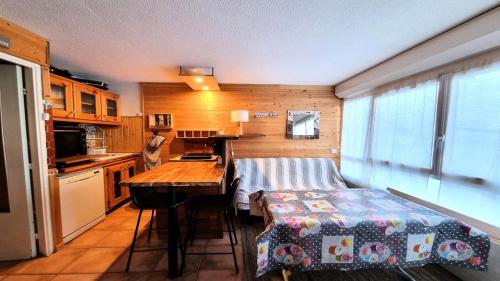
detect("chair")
(126, 186), (186, 272)
(181, 162), (240, 273)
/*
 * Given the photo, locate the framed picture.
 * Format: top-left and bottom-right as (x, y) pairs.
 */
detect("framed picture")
(287, 110), (319, 139)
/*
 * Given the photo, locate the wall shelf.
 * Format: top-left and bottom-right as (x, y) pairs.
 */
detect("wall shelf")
(239, 134), (266, 138)
(176, 130), (218, 139)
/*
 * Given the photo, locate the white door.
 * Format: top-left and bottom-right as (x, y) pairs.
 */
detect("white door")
(0, 64), (37, 260)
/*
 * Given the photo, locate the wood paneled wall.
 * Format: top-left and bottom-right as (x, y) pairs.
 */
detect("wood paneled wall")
(104, 116), (144, 153)
(142, 83), (342, 165)
(0, 17), (50, 66)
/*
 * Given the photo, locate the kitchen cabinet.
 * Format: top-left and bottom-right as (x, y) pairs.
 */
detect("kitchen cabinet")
(49, 74), (121, 125)
(73, 83), (102, 121)
(101, 92), (121, 123)
(49, 75), (74, 118)
(104, 159), (136, 211)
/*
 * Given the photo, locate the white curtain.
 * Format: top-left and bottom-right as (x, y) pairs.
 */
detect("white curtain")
(369, 80), (438, 200)
(340, 53), (500, 229)
(340, 96), (371, 185)
(438, 62), (500, 227)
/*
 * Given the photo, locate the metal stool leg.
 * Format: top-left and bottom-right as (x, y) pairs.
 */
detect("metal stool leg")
(126, 208), (143, 272)
(147, 209), (155, 243)
(224, 210), (239, 273)
(228, 211), (238, 245)
(181, 210), (194, 271)
(190, 210), (199, 246)
(178, 227), (185, 275)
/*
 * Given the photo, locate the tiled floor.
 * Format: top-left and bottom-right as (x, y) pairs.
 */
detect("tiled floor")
(0, 203), (245, 281)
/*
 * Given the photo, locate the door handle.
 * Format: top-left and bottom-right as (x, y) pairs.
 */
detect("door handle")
(66, 174), (98, 184)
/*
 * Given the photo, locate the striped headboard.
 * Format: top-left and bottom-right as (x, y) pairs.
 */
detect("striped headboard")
(234, 158), (347, 210)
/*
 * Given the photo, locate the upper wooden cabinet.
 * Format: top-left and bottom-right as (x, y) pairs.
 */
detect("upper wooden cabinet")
(73, 83), (101, 121)
(101, 92), (121, 123)
(48, 74), (121, 125)
(49, 75), (74, 118)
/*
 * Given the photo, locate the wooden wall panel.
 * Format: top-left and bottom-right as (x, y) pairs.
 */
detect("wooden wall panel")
(104, 116), (144, 153)
(0, 17), (49, 66)
(141, 83), (342, 165)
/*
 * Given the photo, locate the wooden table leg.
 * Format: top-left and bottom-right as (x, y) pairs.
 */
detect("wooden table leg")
(168, 188), (178, 279)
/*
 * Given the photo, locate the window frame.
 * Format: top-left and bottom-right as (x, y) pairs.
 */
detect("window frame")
(341, 66), (500, 235)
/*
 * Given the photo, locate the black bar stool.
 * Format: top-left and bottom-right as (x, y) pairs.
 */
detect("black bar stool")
(126, 186), (187, 272)
(181, 161), (240, 273)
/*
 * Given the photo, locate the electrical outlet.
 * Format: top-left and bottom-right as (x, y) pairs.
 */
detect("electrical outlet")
(331, 148), (337, 154)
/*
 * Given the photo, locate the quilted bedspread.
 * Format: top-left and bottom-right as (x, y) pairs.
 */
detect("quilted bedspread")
(252, 189), (490, 277)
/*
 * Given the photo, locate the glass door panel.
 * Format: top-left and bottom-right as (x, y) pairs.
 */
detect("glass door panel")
(107, 99), (117, 117)
(112, 170), (122, 199)
(81, 92), (97, 114)
(101, 92), (120, 123)
(74, 84), (101, 120)
(51, 84), (66, 110)
(49, 75), (74, 118)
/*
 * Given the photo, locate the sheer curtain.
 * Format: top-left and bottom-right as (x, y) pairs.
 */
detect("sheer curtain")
(369, 81), (438, 199)
(340, 96), (371, 185)
(438, 61), (500, 227)
(340, 50), (500, 229)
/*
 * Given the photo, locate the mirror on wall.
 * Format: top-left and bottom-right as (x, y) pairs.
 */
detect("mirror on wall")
(287, 110), (320, 139)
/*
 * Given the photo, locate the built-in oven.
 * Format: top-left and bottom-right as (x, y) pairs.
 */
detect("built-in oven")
(54, 123), (87, 158)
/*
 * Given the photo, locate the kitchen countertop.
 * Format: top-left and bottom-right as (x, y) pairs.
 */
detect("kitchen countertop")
(57, 153), (140, 175)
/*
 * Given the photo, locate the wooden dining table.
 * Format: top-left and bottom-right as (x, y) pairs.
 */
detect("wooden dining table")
(121, 161), (226, 279)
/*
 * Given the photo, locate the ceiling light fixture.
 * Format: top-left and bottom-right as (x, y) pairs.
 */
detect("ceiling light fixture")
(179, 66), (220, 91)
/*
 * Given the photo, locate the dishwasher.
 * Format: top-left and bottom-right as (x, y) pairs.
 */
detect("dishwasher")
(58, 168), (106, 243)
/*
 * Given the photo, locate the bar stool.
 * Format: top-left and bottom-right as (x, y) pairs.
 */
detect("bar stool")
(181, 164), (240, 273)
(126, 186), (186, 272)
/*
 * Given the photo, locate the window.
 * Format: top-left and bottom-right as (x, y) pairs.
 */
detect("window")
(370, 81), (438, 200)
(341, 60), (500, 228)
(340, 96), (371, 184)
(438, 62), (500, 227)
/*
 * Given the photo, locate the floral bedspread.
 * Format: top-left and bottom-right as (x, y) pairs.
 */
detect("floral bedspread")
(252, 189), (490, 277)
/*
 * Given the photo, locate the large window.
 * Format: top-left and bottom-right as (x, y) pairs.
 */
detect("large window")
(439, 62), (500, 227)
(340, 96), (371, 183)
(341, 60), (500, 228)
(370, 81), (438, 200)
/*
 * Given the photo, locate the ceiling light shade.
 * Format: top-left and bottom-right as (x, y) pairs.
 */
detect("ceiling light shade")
(179, 66), (220, 91)
(231, 110), (249, 122)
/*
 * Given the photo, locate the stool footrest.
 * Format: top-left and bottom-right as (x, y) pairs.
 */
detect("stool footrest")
(132, 247), (169, 253)
(185, 252), (235, 255)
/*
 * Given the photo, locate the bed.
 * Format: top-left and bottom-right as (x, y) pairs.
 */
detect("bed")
(251, 189), (490, 277)
(234, 158), (347, 210)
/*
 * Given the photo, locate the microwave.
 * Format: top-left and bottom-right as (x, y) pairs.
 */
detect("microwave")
(54, 124), (87, 158)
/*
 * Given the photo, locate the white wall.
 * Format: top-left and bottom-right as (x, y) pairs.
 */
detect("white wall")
(335, 7), (500, 98)
(108, 82), (142, 116)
